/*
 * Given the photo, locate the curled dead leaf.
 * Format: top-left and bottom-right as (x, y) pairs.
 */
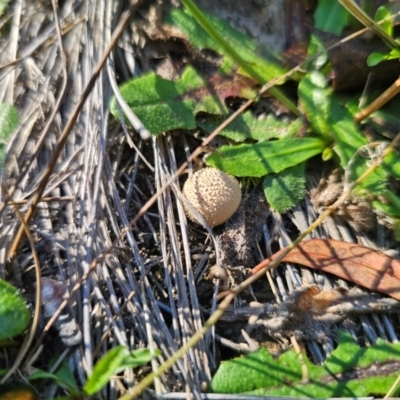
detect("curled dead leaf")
(250, 239), (400, 301)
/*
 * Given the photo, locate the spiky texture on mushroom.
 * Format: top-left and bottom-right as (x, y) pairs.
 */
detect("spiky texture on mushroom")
(183, 168), (241, 227)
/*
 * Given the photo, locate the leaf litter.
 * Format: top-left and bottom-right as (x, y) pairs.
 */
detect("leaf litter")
(1, 0), (400, 398)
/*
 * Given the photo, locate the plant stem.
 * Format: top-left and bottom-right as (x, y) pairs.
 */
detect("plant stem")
(339, 0), (399, 49)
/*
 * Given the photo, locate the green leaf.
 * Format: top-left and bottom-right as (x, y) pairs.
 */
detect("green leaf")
(119, 348), (159, 370)
(367, 47), (400, 66)
(375, 6), (392, 37)
(54, 362), (80, 394)
(165, 8), (287, 82)
(263, 163), (306, 212)
(84, 346), (157, 395)
(29, 363), (79, 395)
(0, 279), (30, 340)
(206, 137), (327, 177)
(84, 346), (130, 395)
(314, 0), (350, 35)
(166, 6), (300, 116)
(111, 66), (259, 136)
(367, 52), (386, 66)
(197, 113), (301, 142)
(111, 68), (197, 135)
(382, 150), (400, 180)
(298, 71), (386, 193)
(0, 103), (19, 166)
(308, 34), (329, 69)
(210, 330), (400, 396)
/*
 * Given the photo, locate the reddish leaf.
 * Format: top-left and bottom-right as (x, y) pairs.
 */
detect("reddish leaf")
(251, 239), (400, 301)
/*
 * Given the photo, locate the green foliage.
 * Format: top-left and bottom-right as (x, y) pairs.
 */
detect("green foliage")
(314, 0), (350, 35)
(113, 3), (400, 216)
(367, 6), (399, 66)
(0, 103), (19, 165)
(165, 8), (288, 83)
(30, 362), (80, 395)
(197, 113), (301, 142)
(210, 330), (400, 396)
(111, 67), (201, 135)
(367, 41), (400, 66)
(85, 346), (158, 395)
(29, 346), (158, 398)
(110, 66), (260, 135)
(206, 137), (327, 178)
(0, 279), (30, 340)
(263, 164), (306, 213)
(172, 3), (299, 115)
(298, 71), (395, 194)
(375, 5), (393, 37)
(307, 35), (329, 70)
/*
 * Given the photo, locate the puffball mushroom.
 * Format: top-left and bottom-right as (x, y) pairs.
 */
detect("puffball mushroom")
(182, 168), (241, 227)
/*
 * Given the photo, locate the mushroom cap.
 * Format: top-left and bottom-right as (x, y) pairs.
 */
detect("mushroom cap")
(182, 168), (241, 227)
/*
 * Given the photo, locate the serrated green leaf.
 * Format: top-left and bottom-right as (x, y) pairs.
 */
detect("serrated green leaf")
(165, 8), (288, 82)
(0, 103), (19, 166)
(263, 163), (306, 212)
(375, 6), (392, 37)
(110, 68), (199, 135)
(210, 330), (400, 396)
(111, 66), (260, 135)
(0, 279), (30, 340)
(206, 137), (327, 177)
(314, 0), (350, 36)
(168, 5), (299, 115)
(197, 113), (301, 142)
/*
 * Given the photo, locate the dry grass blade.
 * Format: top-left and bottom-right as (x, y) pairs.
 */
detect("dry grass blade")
(8, 0), (143, 261)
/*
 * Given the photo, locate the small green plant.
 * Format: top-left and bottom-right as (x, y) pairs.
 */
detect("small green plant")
(210, 330), (400, 396)
(112, 6), (400, 217)
(367, 5), (400, 66)
(314, 0), (351, 35)
(27, 346), (159, 399)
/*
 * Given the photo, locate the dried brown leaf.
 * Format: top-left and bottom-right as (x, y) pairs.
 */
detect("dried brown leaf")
(251, 239), (400, 301)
